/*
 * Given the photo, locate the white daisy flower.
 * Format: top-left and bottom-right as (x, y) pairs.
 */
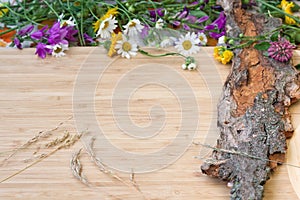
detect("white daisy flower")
(155, 18), (164, 29)
(47, 43), (69, 57)
(187, 62), (197, 70)
(96, 15), (117, 39)
(198, 32), (207, 46)
(123, 19), (144, 38)
(160, 37), (177, 48)
(217, 35), (227, 46)
(182, 63), (188, 70)
(175, 32), (200, 56)
(115, 36), (138, 59)
(58, 13), (76, 27)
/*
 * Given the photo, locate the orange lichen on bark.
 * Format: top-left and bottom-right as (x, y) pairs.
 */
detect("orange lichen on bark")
(269, 153), (285, 169)
(232, 59), (275, 116)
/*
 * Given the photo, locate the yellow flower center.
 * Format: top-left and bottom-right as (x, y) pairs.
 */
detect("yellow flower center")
(122, 42), (132, 52)
(182, 40), (192, 50)
(199, 36), (204, 41)
(54, 47), (62, 54)
(129, 21), (136, 27)
(103, 21), (109, 30)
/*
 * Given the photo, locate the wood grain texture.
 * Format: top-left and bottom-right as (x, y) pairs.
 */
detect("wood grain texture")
(0, 47), (299, 200)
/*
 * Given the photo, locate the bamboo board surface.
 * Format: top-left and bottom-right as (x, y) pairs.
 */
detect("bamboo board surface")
(0, 47), (299, 200)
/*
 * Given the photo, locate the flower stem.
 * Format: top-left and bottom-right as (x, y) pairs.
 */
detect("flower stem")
(138, 48), (186, 58)
(256, 0), (300, 24)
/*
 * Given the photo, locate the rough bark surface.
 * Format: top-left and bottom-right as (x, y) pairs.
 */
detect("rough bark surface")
(201, 0), (300, 199)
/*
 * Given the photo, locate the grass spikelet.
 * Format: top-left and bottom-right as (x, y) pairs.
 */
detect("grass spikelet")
(70, 148), (89, 185)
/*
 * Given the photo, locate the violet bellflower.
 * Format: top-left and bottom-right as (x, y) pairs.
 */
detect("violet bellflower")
(18, 25), (34, 37)
(268, 38), (296, 62)
(65, 26), (78, 42)
(14, 37), (22, 49)
(83, 33), (95, 44)
(35, 42), (52, 59)
(149, 8), (165, 22)
(31, 25), (48, 40)
(173, 7), (190, 29)
(47, 21), (68, 45)
(204, 11), (226, 39)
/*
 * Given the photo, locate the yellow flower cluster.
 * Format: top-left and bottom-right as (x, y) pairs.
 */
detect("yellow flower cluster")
(213, 46), (234, 65)
(0, 3), (9, 18)
(279, 0), (296, 25)
(93, 7), (118, 32)
(108, 32), (122, 57)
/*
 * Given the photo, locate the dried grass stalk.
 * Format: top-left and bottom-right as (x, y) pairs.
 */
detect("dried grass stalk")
(87, 137), (142, 192)
(0, 116), (73, 166)
(45, 131), (70, 148)
(70, 148), (89, 185)
(0, 132), (81, 183)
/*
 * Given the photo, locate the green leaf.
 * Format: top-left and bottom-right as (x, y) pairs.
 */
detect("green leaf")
(189, 10), (208, 18)
(295, 64), (300, 70)
(295, 31), (300, 44)
(270, 31), (279, 42)
(292, 3), (300, 12)
(254, 42), (271, 51)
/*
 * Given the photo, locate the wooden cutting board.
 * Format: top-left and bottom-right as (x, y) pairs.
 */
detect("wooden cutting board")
(0, 47), (299, 200)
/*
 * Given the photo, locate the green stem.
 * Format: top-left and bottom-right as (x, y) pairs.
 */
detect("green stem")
(80, 0), (85, 46)
(0, 26), (18, 37)
(138, 48), (186, 58)
(43, 1), (60, 18)
(257, 0), (300, 24)
(228, 40), (255, 50)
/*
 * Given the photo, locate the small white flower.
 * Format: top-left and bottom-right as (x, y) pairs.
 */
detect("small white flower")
(115, 35), (138, 59)
(47, 43), (69, 57)
(187, 62), (197, 70)
(123, 19), (144, 38)
(58, 13), (76, 27)
(97, 15), (117, 39)
(198, 32), (207, 46)
(182, 63), (188, 70)
(175, 32), (200, 56)
(160, 37), (177, 48)
(155, 18), (164, 29)
(217, 35), (227, 46)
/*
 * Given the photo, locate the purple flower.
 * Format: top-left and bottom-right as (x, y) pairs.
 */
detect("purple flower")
(47, 22), (68, 45)
(183, 24), (190, 31)
(35, 42), (52, 59)
(14, 37), (22, 49)
(204, 11), (226, 39)
(18, 25), (34, 37)
(65, 26), (78, 42)
(83, 33), (95, 44)
(209, 30), (226, 39)
(196, 15), (209, 23)
(204, 24), (215, 30)
(175, 7), (189, 19)
(178, 10), (188, 19)
(172, 21), (181, 27)
(268, 38), (296, 62)
(31, 25), (48, 40)
(149, 8), (164, 21)
(140, 25), (150, 39)
(213, 11), (226, 30)
(185, 15), (197, 23)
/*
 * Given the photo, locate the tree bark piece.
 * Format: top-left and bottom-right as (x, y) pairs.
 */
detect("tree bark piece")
(201, 1), (300, 199)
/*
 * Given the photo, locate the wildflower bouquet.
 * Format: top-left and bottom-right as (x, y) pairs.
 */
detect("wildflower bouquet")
(0, 0), (299, 67)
